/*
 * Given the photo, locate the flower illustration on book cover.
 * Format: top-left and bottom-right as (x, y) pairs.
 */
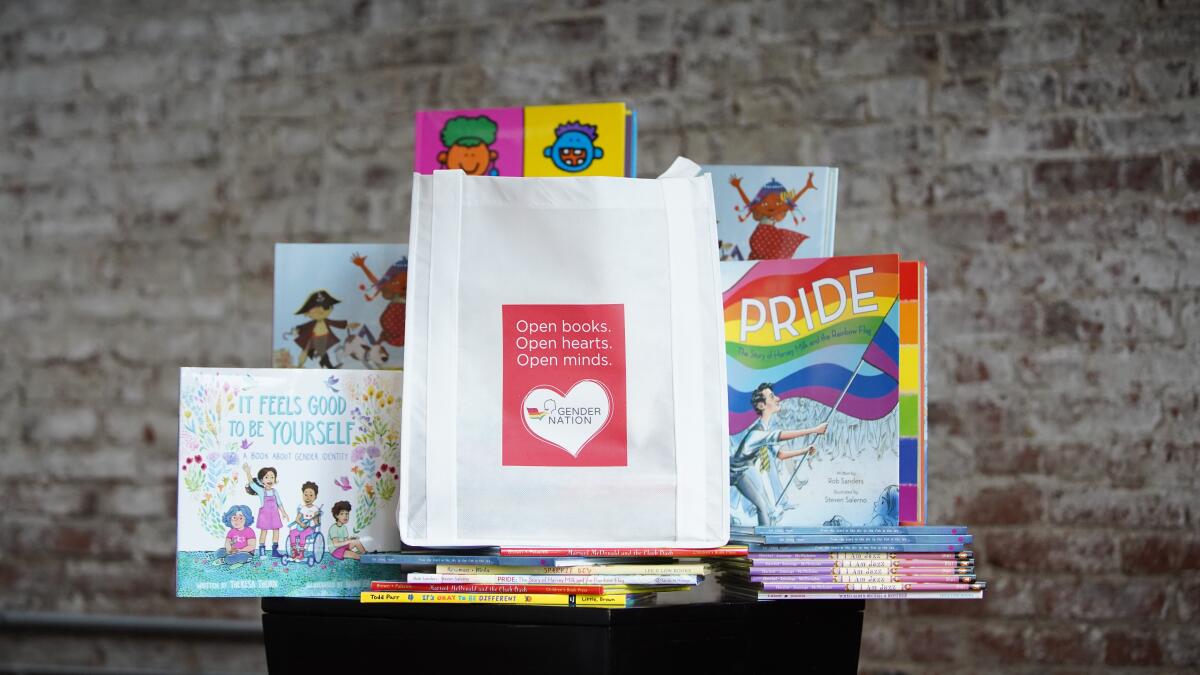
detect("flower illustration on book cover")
(180, 373), (248, 538)
(346, 376), (400, 533)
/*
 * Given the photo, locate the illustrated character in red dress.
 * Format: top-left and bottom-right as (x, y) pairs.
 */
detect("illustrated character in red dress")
(351, 253), (407, 350)
(729, 172), (818, 260)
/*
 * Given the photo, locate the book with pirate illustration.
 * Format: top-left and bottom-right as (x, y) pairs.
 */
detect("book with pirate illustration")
(702, 165), (839, 261)
(273, 243), (408, 370)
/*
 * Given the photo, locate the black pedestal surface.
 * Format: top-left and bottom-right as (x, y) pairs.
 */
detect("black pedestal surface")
(262, 595), (864, 674)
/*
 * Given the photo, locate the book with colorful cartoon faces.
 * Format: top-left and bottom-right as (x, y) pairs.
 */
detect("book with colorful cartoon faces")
(414, 102), (636, 177)
(273, 243), (408, 371)
(703, 165), (839, 261)
(176, 368), (404, 597)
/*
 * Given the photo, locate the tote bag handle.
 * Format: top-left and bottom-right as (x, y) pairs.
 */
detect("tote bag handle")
(424, 169), (465, 540)
(661, 177), (709, 543)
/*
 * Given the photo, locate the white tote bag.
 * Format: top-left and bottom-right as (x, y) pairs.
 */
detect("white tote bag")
(399, 158), (729, 547)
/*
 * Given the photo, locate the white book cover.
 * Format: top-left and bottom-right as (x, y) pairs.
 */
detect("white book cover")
(702, 165), (838, 261)
(176, 368), (403, 597)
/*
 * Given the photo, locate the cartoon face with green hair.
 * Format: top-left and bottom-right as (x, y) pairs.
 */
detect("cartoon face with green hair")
(438, 115), (500, 176)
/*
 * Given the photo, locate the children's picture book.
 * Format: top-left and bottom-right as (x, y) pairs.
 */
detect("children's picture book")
(273, 244), (408, 370)
(176, 368), (404, 597)
(703, 165), (838, 261)
(723, 255), (901, 528)
(899, 260), (928, 524)
(413, 107), (524, 176)
(413, 102), (637, 177)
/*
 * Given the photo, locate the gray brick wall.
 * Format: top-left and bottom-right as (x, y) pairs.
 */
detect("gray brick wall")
(1, 0), (1196, 672)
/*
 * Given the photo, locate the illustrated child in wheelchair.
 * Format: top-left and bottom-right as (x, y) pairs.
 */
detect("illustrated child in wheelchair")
(285, 481), (325, 565)
(328, 501), (368, 561)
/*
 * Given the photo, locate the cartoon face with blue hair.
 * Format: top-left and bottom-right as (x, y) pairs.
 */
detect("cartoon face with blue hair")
(223, 504), (255, 530)
(544, 121), (603, 172)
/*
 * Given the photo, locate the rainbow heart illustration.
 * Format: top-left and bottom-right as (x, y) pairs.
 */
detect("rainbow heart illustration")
(521, 380), (612, 457)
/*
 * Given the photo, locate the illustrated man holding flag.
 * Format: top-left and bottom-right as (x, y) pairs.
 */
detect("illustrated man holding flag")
(731, 383), (828, 526)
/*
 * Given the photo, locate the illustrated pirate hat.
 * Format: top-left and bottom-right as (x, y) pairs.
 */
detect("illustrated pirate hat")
(295, 289), (340, 314)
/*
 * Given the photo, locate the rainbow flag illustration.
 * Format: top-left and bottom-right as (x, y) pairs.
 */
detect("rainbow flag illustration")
(723, 256), (901, 528)
(526, 407), (547, 421)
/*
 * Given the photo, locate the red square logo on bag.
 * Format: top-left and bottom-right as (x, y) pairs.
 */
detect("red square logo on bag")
(502, 304), (627, 466)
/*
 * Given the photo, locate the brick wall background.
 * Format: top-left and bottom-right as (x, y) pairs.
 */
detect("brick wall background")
(1, 0), (1196, 672)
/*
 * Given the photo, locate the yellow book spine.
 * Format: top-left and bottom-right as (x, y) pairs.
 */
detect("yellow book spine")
(360, 591), (634, 606)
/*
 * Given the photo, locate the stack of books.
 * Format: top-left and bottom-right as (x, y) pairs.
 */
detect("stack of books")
(718, 526), (984, 601)
(359, 545), (747, 607)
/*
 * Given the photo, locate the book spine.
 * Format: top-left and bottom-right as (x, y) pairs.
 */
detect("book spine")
(748, 543), (965, 553)
(406, 573), (699, 585)
(748, 569), (974, 581)
(755, 535), (971, 545)
(437, 564), (708, 576)
(748, 551), (970, 559)
(368, 582), (606, 594)
(748, 562), (974, 571)
(499, 547), (747, 557)
(734, 526), (967, 535)
(757, 582), (985, 591)
(825, 168), (838, 254)
(360, 591), (634, 606)
(747, 559), (973, 569)
(755, 591), (982, 600)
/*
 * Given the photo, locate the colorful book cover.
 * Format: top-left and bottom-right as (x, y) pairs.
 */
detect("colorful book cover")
(703, 165), (838, 261)
(176, 368), (403, 597)
(523, 102), (633, 177)
(898, 260), (928, 523)
(724, 255), (900, 528)
(414, 102), (636, 177)
(413, 107), (524, 176)
(273, 244), (409, 370)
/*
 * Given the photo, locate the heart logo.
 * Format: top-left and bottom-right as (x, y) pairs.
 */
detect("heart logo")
(521, 380), (612, 457)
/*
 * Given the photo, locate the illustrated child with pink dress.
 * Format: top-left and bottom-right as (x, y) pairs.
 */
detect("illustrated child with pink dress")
(243, 464), (289, 557)
(287, 481), (322, 559)
(219, 504), (257, 565)
(328, 501), (367, 561)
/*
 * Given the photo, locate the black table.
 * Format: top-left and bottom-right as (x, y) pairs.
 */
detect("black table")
(262, 593), (863, 674)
